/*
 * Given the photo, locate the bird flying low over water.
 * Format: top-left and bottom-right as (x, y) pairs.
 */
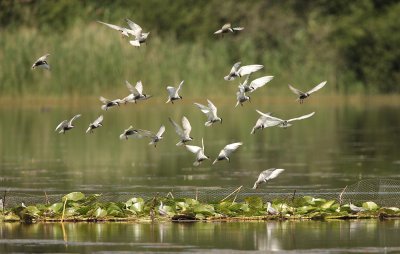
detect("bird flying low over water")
(256, 110), (315, 128)
(55, 114), (81, 134)
(135, 125), (166, 147)
(288, 81), (327, 104)
(119, 125), (139, 140)
(185, 138), (209, 166)
(169, 116), (193, 146)
(166, 80), (184, 104)
(194, 99), (222, 126)
(235, 85), (250, 107)
(251, 110), (272, 134)
(224, 62), (263, 81)
(241, 75), (274, 93)
(214, 23), (244, 35)
(252, 168), (285, 189)
(213, 142), (243, 164)
(100, 96), (123, 111)
(125, 18), (150, 47)
(123, 80), (151, 104)
(86, 115), (104, 134)
(32, 54), (50, 70)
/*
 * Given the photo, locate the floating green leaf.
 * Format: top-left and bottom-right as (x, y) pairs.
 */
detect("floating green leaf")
(62, 192), (85, 202)
(320, 200), (336, 210)
(48, 203), (63, 213)
(94, 207), (107, 218)
(362, 201), (379, 211)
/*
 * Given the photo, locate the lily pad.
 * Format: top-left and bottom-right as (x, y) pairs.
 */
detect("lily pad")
(62, 192), (85, 202)
(362, 201), (379, 211)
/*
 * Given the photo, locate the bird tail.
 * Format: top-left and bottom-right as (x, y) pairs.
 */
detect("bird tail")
(212, 159), (218, 165)
(193, 161), (200, 167)
(86, 127), (91, 134)
(101, 105), (108, 111)
(252, 183), (258, 189)
(176, 141), (183, 146)
(119, 134), (126, 140)
(129, 40), (141, 47)
(205, 121), (212, 127)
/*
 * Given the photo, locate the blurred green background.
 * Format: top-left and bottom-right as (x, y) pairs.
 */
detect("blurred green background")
(1, 0), (399, 97)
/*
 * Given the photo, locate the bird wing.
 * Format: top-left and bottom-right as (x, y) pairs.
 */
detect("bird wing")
(181, 116), (192, 135)
(38, 54), (50, 61)
(125, 18), (143, 37)
(166, 86), (176, 97)
(248, 76), (273, 92)
(287, 112), (315, 122)
(232, 27), (244, 31)
(135, 80), (143, 95)
(207, 99), (218, 117)
(69, 114), (81, 125)
(185, 145), (202, 154)
(97, 21), (124, 32)
(230, 62), (241, 73)
(93, 115), (104, 125)
(176, 80), (184, 95)
(288, 84), (305, 96)
(256, 112), (283, 127)
(223, 142), (243, 156)
(125, 80), (136, 93)
(260, 168), (285, 182)
(156, 125), (166, 137)
(307, 81), (327, 94)
(169, 117), (184, 137)
(55, 120), (67, 132)
(214, 29), (223, 34)
(194, 102), (210, 114)
(201, 138), (205, 152)
(136, 129), (154, 138)
(99, 96), (110, 104)
(238, 64), (263, 76)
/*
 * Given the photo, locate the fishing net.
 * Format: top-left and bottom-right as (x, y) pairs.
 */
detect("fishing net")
(1, 178), (400, 209)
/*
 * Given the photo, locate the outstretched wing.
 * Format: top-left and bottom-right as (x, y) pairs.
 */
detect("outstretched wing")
(169, 117), (184, 137)
(207, 99), (218, 117)
(288, 84), (305, 96)
(259, 168), (285, 182)
(99, 96), (110, 104)
(232, 27), (244, 31)
(181, 116), (192, 135)
(238, 64), (263, 76)
(55, 120), (67, 132)
(38, 54), (50, 61)
(166, 86), (176, 97)
(135, 80), (143, 95)
(230, 62), (241, 73)
(185, 145), (202, 154)
(194, 102), (210, 114)
(125, 80), (136, 93)
(287, 112), (315, 122)
(93, 115), (104, 125)
(125, 18), (143, 37)
(176, 80), (184, 94)
(156, 125), (165, 137)
(223, 142), (243, 156)
(248, 76), (273, 92)
(69, 114), (81, 125)
(97, 21), (124, 32)
(307, 81), (327, 94)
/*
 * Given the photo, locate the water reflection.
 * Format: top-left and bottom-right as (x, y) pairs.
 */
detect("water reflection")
(0, 220), (399, 253)
(0, 97), (399, 194)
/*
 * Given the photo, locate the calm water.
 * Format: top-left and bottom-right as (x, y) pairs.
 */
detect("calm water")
(1, 96), (400, 253)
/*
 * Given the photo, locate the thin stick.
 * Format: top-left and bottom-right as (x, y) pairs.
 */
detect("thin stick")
(2, 190), (6, 213)
(195, 188), (198, 201)
(61, 198), (68, 222)
(232, 186), (243, 204)
(291, 190), (297, 203)
(61, 222), (68, 245)
(44, 191), (49, 205)
(166, 192), (174, 199)
(221, 185), (243, 202)
(339, 185), (347, 206)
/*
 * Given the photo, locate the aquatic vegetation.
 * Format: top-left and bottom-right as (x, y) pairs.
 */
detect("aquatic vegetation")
(1, 192), (400, 223)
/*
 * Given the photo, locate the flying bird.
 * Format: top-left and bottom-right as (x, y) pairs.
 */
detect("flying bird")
(97, 20), (135, 37)
(166, 80), (184, 104)
(125, 18), (150, 47)
(100, 96), (123, 111)
(119, 125), (139, 140)
(214, 23), (244, 35)
(194, 99), (222, 126)
(185, 138), (209, 166)
(235, 85), (250, 107)
(169, 116), (193, 146)
(86, 115), (104, 134)
(32, 54), (50, 70)
(213, 142), (243, 164)
(250, 110), (272, 134)
(123, 80), (151, 103)
(256, 110), (315, 128)
(288, 81), (327, 103)
(241, 75), (274, 93)
(224, 62), (263, 81)
(252, 168), (285, 189)
(136, 125), (166, 147)
(55, 114), (81, 134)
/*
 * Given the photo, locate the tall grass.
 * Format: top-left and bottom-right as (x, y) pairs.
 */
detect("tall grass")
(0, 21), (337, 98)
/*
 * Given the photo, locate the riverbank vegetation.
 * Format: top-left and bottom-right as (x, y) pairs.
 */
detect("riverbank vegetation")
(0, 0), (399, 96)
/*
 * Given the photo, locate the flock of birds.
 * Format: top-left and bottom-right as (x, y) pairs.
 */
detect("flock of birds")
(31, 19), (328, 191)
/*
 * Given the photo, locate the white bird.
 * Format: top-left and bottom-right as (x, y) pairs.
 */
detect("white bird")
(55, 114), (81, 134)
(31, 54), (50, 70)
(169, 116), (193, 146)
(100, 96), (123, 111)
(122, 80), (151, 103)
(194, 99), (222, 126)
(97, 20), (135, 37)
(136, 125), (166, 147)
(235, 85), (250, 107)
(256, 110), (315, 128)
(86, 115), (104, 134)
(214, 23), (244, 35)
(241, 75), (274, 93)
(166, 80), (184, 104)
(266, 202), (279, 215)
(349, 203), (366, 213)
(250, 110), (272, 134)
(213, 142), (243, 164)
(119, 125), (140, 140)
(224, 62), (263, 81)
(158, 201), (168, 216)
(185, 138), (209, 166)
(125, 18), (150, 47)
(252, 168), (285, 189)
(288, 81), (327, 103)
